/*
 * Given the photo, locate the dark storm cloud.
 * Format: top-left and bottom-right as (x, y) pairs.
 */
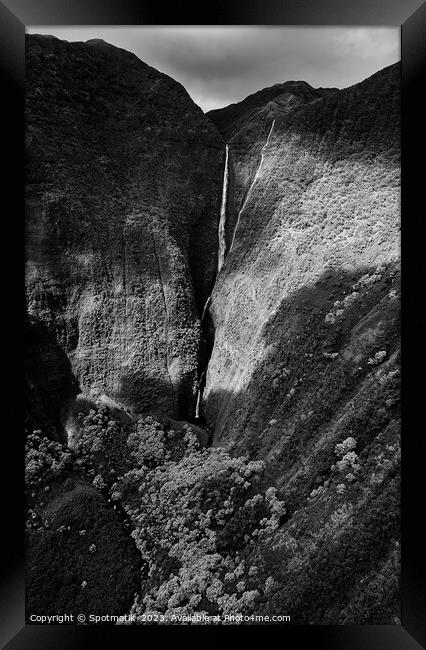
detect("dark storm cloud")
(26, 27), (399, 112)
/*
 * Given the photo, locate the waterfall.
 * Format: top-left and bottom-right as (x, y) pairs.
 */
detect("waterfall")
(229, 118), (275, 254)
(200, 295), (211, 323)
(195, 371), (205, 419)
(217, 144), (229, 274)
(198, 145), (228, 332)
(195, 388), (201, 419)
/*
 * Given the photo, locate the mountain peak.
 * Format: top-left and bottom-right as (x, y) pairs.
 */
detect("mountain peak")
(207, 79), (337, 141)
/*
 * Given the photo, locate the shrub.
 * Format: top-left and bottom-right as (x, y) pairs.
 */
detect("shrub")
(25, 431), (73, 489)
(335, 437), (357, 458)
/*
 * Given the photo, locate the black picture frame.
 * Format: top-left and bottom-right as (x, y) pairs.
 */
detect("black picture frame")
(1, 1), (425, 647)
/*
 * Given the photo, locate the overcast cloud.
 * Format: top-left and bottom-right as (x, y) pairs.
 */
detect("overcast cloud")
(26, 27), (400, 113)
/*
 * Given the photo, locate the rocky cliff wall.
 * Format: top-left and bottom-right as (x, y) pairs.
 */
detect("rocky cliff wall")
(208, 81), (338, 255)
(199, 64), (400, 621)
(205, 63), (400, 453)
(25, 35), (224, 423)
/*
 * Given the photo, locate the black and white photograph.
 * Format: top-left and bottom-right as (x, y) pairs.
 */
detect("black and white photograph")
(22, 24), (404, 627)
(1, 0), (423, 641)
(0, 1), (424, 641)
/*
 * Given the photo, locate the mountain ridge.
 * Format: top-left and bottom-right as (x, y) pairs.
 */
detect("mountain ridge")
(207, 79), (338, 142)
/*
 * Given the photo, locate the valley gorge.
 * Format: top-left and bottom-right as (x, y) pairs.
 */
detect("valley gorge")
(25, 34), (400, 625)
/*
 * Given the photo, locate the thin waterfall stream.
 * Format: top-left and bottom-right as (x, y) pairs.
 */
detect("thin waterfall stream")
(217, 143), (229, 273)
(194, 144), (229, 420)
(200, 296), (211, 323)
(195, 371), (205, 419)
(193, 123), (275, 420)
(229, 118), (275, 253)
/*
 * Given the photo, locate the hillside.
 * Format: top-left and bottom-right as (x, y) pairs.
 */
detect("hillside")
(202, 62), (400, 621)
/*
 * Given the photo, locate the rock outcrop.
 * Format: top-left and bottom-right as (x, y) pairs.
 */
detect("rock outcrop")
(25, 34), (224, 424)
(25, 314), (79, 442)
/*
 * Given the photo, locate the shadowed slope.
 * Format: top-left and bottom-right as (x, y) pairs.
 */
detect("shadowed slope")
(26, 34), (224, 418)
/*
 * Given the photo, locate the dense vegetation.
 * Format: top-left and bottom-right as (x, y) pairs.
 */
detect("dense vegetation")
(26, 375), (399, 624)
(26, 405), (289, 622)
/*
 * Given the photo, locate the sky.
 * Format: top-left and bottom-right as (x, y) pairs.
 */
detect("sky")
(26, 27), (400, 113)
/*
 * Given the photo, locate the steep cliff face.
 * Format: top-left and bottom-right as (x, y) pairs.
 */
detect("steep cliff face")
(25, 35), (224, 422)
(25, 314), (79, 442)
(201, 63), (400, 621)
(208, 81), (338, 257)
(205, 63), (400, 448)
